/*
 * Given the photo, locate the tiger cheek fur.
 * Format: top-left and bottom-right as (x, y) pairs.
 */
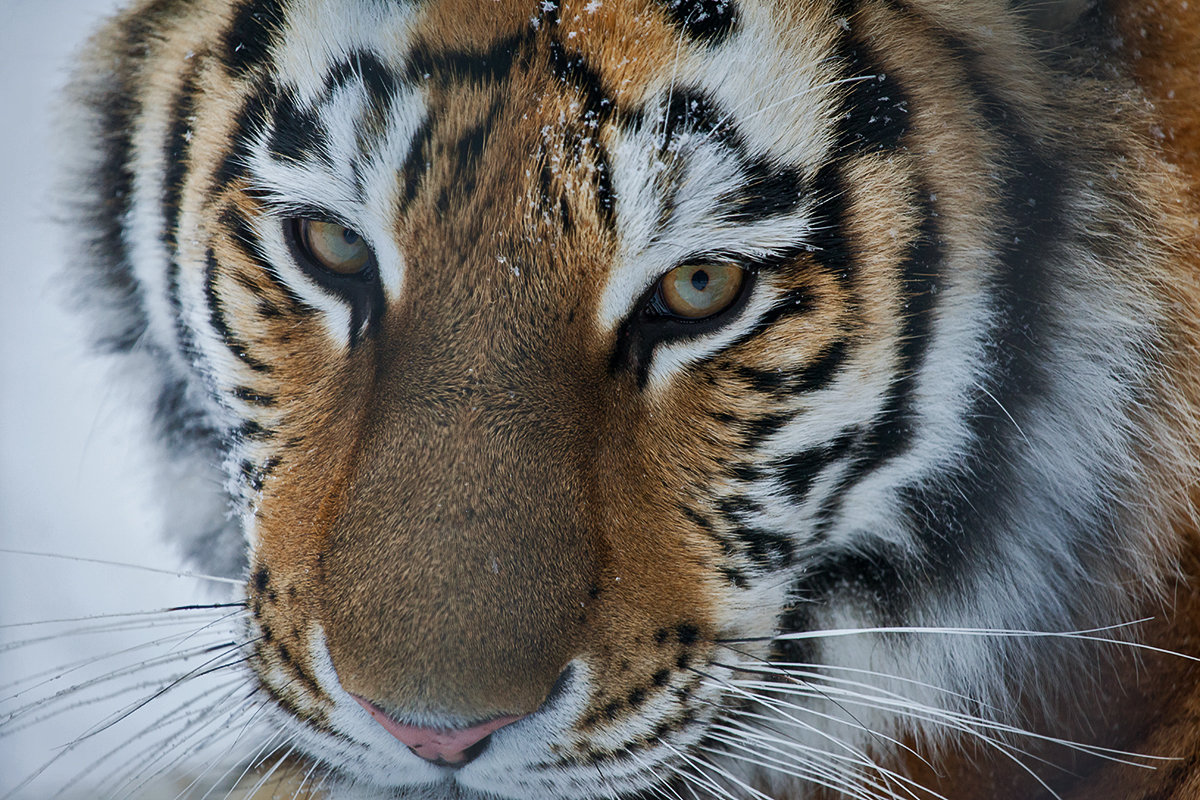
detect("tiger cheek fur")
(60, 0), (1200, 796)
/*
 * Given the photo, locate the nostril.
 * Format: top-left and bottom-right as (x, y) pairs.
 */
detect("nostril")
(351, 695), (527, 766)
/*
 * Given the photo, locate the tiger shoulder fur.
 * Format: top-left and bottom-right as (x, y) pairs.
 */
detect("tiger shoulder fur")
(56, 0), (1200, 797)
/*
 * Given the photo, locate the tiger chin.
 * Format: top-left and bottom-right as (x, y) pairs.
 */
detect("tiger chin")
(60, 0), (1200, 797)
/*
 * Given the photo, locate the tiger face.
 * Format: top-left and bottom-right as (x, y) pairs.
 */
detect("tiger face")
(63, 0), (1200, 797)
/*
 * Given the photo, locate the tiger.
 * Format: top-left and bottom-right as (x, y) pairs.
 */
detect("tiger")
(41, 0), (1200, 796)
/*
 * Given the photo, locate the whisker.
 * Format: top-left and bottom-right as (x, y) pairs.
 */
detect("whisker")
(708, 721), (940, 800)
(0, 606), (246, 702)
(694, 667), (938, 799)
(161, 693), (277, 800)
(176, 680), (302, 799)
(0, 642), (254, 800)
(3, 674), (216, 738)
(0, 548), (243, 586)
(200, 726), (290, 800)
(70, 677), (251, 799)
(662, 739), (776, 800)
(715, 619), (1200, 666)
(659, 749), (739, 800)
(696, 739), (883, 800)
(72, 638), (260, 745)
(709, 676), (1121, 800)
(291, 751), (327, 800)
(0, 602), (246, 631)
(222, 741), (297, 800)
(689, 666), (893, 769)
(629, 751), (688, 800)
(2, 639), (243, 729)
(714, 643), (997, 711)
(0, 608), (245, 661)
(726, 677), (1167, 767)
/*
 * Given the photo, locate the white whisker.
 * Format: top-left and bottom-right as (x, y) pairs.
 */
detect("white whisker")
(2, 638), (243, 728)
(0, 602), (245, 631)
(696, 739), (883, 800)
(74, 677), (251, 798)
(0, 548), (243, 586)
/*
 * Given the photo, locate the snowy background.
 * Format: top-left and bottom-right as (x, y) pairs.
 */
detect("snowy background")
(0, 2), (237, 796)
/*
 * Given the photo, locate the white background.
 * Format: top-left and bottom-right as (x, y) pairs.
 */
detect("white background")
(0, 1), (229, 795)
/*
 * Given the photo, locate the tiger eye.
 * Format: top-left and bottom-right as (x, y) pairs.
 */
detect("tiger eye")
(297, 219), (371, 275)
(658, 262), (745, 319)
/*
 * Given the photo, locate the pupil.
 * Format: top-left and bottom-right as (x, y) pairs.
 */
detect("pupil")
(691, 270), (710, 291)
(342, 229), (360, 245)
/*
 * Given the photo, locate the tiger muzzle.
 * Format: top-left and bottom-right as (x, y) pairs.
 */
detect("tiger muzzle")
(316, 337), (601, 736)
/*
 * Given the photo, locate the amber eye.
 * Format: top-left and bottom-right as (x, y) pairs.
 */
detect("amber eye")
(295, 218), (371, 275)
(658, 262), (746, 319)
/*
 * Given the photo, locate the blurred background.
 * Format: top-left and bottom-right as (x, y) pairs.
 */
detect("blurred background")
(0, 2), (239, 795)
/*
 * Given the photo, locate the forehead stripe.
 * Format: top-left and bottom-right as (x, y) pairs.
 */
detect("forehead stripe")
(654, 0), (740, 46)
(268, 89), (334, 166)
(403, 31), (532, 86)
(323, 50), (402, 107)
(224, 0), (288, 78)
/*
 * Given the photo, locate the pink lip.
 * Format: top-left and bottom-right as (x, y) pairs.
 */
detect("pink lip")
(351, 695), (527, 764)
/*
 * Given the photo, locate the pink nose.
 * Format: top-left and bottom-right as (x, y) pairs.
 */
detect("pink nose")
(352, 695), (528, 764)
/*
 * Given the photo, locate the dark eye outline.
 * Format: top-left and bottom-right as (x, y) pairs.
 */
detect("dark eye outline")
(612, 259), (756, 385)
(281, 216), (385, 343)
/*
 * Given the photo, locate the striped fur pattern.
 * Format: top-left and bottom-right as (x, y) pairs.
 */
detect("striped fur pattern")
(62, 0), (1200, 797)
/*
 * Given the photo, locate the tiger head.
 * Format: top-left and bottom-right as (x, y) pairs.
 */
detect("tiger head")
(67, 0), (1200, 797)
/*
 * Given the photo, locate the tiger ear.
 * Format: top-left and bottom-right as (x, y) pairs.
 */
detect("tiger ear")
(1016, 0), (1095, 32)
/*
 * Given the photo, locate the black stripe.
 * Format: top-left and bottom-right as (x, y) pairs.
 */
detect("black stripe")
(794, 339), (851, 393)
(774, 428), (858, 505)
(721, 284), (816, 351)
(204, 247), (272, 373)
(805, 162), (855, 281)
(162, 62), (204, 364)
(405, 32), (531, 87)
(324, 50), (401, 109)
(75, 3), (196, 353)
(546, 39), (620, 230)
(657, 88), (734, 148)
(241, 456), (280, 492)
(593, 146), (616, 228)
(444, 93), (506, 210)
(715, 495), (760, 517)
(681, 504), (743, 566)
(800, 21), (1068, 617)
(812, 190), (943, 529)
(225, 0), (288, 78)
(736, 366), (789, 394)
(724, 158), (806, 222)
(714, 495), (794, 571)
(234, 419), (270, 441)
(214, 84), (273, 193)
(233, 386), (275, 407)
(830, 33), (911, 155)
(547, 38), (618, 118)
(738, 411), (794, 450)
(655, 0), (740, 46)
(397, 116), (433, 214)
(268, 89), (330, 165)
(221, 207), (307, 313)
(731, 524), (795, 570)
(162, 61), (202, 254)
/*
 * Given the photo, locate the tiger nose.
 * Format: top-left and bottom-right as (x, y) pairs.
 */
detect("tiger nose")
(352, 694), (527, 766)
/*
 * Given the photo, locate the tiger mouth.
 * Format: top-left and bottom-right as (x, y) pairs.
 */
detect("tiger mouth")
(350, 694), (528, 766)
